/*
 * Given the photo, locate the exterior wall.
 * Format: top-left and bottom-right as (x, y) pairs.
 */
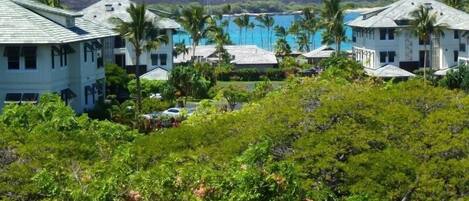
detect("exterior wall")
(0, 40), (106, 113)
(352, 27), (467, 70)
(114, 29), (174, 71)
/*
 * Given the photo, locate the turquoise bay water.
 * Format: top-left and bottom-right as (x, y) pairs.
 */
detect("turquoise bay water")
(174, 12), (361, 51)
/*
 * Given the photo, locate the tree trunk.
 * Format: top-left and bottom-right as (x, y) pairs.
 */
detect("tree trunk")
(336, 38), (341, 55)
(135, 51), (142, 115)
(192, 42), (197, 61)
(424, 42), (427, 83)
(239, 28), (242, 44)
(260, 30), (264, 48)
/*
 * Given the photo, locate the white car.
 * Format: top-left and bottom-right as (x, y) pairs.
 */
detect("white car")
(161, 108), (194, 118)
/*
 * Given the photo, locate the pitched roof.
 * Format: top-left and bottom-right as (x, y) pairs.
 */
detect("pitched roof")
(365, 64), (416, 77)
(302, 46), (335, 58)
(81, 0), (180, 30)
(141, 67), (169, 81)
(175, 45), (278, 65)
(347, 0), (469, 30)
(0, 0), (116, 44)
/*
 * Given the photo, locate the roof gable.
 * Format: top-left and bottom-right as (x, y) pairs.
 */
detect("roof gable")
(347, 0), (469, 30)
(0, 0), (116, 44)
(81, 0), (180, 30)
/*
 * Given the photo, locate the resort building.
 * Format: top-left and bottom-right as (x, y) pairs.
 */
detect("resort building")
(347, 0), (469, 76)
(302, 46), (335, 65)
(175, 45), (278, 69)
(81, 0), (180, 73)
(0, 0), (116, 112)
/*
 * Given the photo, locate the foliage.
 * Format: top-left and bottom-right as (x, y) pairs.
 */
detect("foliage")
(0, 94), (137, 200)
(212, 84), (250, 111)
(274, 25), (292, 56)
(1, 67), (469, 200)
(410, 5), (446, 81)
(169, 65), (212, 102)
(319, 56), (366, 83)
(128, 79), (167, 98)
(177, 6), (213, 58)
(251, 79), (275, 100)
(37, 0), (62, 8)
(320, 0), (346, 52)
(439, 64), (469, 91)
(218, 68), (287, 81)
(105, 63), (130, 96)
(110, 3), (168, 114)
(141, 98), (173, 114)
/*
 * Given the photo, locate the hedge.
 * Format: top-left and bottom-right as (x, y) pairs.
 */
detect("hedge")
(218, 68), (287, 81)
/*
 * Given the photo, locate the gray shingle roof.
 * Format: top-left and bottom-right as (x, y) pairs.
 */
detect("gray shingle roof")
(81, 0), (180, 30)
(0, 0), (117, 44)
(347, 0), (469, 30)
(365, 64), (416, 77)
(302, 46), (335, 58)
(175, 45), (278, 65)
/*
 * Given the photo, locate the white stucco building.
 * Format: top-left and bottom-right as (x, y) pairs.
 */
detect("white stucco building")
(347, 0), (469, 75)
(81, 0), (180, 73)
(0, 0), (116, 113)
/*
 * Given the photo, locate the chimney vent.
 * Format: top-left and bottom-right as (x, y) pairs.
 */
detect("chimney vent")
(105, 4), (114, 12)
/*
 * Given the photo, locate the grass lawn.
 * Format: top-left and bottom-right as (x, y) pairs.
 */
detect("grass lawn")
(217, 81), (285, 91)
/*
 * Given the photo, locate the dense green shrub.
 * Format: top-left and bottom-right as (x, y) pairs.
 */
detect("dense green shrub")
(439, 65), (469, 91)
(218, 68), (287, 81)
(0, 73), (468, 200)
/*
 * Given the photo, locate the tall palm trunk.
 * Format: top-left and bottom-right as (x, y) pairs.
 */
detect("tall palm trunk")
(135, 50), (142, 115)
(423, 42), (428, 83)
(192, 42), (197, 60)
(239, 28), (242, 44)
(260, 30), (264, 48)
(336, 37), (341, 54)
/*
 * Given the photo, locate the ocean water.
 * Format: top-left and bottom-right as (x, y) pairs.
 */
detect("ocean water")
(174, 12), (361, 51)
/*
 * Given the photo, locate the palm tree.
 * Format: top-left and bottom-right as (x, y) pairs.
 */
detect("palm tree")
(174, 41), (189, 58)
(256, 14), (275, 50)
(233, 16), (244, 44)
(411, 5), (446, 82)
(248, 22), (256, 44)
(110, 4), (168, 114)
(321, 0), (346, 53)
(240, 15), (250, 44)
(300, 7), (318, 49)
(296, 33), (310, 52)
(37, 0), (62, 8)
(177, 6), (213, 59)
(444, 0), (464, 9)
(210, 27), (232, 66)
(274, 25), (291, 56)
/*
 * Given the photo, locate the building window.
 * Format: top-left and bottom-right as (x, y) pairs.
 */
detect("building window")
(84, 86), (89, 105)
(4, 47), (21, 70)
(454, 30), (459, 39)
(388, 29), (395, 40)
(114, 36), (125, 48)
(21, 93), (39, 104)
(22, 46), (37, 70)
(460, 43), (466, 52)
(5, 93), (22, 104)
(454, 51), (459, 62)
(151, 54), (158, 66)
(115, 54), (126, 68)
(380, 29), (387, 40)
(419, 36), (430, 45)
(388, 51), (396, 62)
(380, 52), (387, 63)
(160, 54), (167, 65)
(84, 45), (87, 62)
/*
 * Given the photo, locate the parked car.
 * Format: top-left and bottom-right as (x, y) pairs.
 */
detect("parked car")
(161, 108), (194, 118)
